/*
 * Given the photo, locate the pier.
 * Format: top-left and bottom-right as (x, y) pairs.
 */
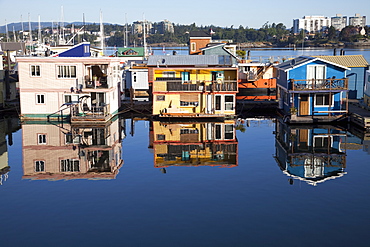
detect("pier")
(348, 100), (370, 131)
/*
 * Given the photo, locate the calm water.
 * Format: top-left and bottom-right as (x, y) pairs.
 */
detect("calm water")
(1, 48), (370, 247)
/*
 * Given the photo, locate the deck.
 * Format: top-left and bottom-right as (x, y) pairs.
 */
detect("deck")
(348, 100), (370, 131)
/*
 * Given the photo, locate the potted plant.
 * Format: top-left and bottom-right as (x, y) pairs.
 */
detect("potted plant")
(289, 107), (298, 120)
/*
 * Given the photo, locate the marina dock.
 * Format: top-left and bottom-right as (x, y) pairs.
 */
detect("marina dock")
(348, 100), (370, 131)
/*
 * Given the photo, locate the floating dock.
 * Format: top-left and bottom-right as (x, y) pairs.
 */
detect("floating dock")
(348, 100), (370, 131)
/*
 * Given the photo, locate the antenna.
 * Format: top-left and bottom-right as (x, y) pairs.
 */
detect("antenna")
(124, 13), (127, 47)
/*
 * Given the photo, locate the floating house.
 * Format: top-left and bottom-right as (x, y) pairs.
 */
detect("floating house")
(314, 55), (369, 99)
(147, 55), (238, 119)
(17, 43), (123, 123)
(123, 61), (149, 101)
(22, 117), (123, 180)
(237, 60), (277, 101)
(152, 120), (238, 168)
(364, 70), (370, 107)
(274, 119), (347, 186)
(275, 56), (350, 123)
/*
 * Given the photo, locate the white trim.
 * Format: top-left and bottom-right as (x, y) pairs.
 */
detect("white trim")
(282, 57), (350, 72)
(314, 93), (334, 107)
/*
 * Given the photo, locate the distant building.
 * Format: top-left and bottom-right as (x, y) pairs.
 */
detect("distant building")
(132, 20), (153, 34)
(349, 13), (366, 27)
(293, 16), (331, 34)
(155, 19), (174, 34)
(331, 14), (347, 31)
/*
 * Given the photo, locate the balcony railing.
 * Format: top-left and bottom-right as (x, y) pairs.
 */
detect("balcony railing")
(71, 104), (110, 121)
(290, 78), (348, 91)
(155, 79), (238, 92)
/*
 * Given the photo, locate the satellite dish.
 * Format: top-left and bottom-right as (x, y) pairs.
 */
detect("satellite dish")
(290, 59), (296, 66)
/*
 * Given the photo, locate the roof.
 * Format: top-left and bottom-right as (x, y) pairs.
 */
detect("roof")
(189, 31), (211, 38)
(274, 56), (350, 72)
(147, 55), (232, 66)
(117, 47), (145, 57)
(313, 55), (369, 68)
(0, 42), (26, 54)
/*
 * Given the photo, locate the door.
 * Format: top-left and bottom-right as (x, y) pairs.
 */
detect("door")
(299, 94), (309, 116)
(206, 95), (213, 113)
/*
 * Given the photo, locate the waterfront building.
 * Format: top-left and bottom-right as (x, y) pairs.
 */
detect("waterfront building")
(21, 117), (123, 180)
(148, 55), (238, 119)
(364, 70), (370, 107)
(237, 60), (277, 101)
(124, 61), (149, 101)
(349, 14), (366, 27)
(331, 14), (347, 31)
(275, 56), (350, 123)
(293, 16), (331, 34)
(314, 55), (369, 99)
(189, 31), (212, 55)
(17, 43), (123, 123)
(151, 120), (238, 168)
(274, 119), (347, 186)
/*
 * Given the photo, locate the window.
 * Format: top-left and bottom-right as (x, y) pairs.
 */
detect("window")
(31, 65), (40, 76)
(180, 129), (199, 134)
(64, 94), (79, 104)
(157, 134), (165, 141)
(307, 65), (326, 80)
(215, 95), (221, 110)
(163, 71), (175, 78)
(38, 134), (46, 144)
(36, 94), (45, 104)
(191, 42), (196, 52)
(315, 94), (332, 106)
(180, 101), (198, 107)
(224, 125), (234, 139)
(215, 124), (222, 139)
(57, 65), (76, 78)
(314, 136), (331, 148)
(60, 159), (80, 172)
(225, 95), (234, 110)
(157, 95), (165, 101)
(35, 161), (45, 172)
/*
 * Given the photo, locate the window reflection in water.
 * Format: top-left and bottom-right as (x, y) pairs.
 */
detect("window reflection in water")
(22, 118), (123, 180)
(151, 120), (238, 169)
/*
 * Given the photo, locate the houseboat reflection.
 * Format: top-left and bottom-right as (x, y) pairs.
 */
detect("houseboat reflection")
(22, 118), (123, 180)
(274, 119), (347, 186)
(152, 120), (238, 169)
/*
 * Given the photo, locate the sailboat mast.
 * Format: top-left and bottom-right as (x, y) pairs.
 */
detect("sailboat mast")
(21, 15), (24, 42)
(100, 10), (105, 54)
(38, 15), (41, 44)
(143, 13), (147, 58)
(5, 19), (9, 42)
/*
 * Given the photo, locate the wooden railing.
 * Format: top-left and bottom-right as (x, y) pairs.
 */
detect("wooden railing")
(290, 78), (348, 91)
(155, 80), (238, 92)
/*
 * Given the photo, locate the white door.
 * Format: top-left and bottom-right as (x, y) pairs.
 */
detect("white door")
(206, 95), (213, 113)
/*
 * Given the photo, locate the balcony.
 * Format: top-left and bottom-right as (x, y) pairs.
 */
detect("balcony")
(290, 78), (348, 91)
(70, 104), (111, 123)
(154, 79), (238, 92)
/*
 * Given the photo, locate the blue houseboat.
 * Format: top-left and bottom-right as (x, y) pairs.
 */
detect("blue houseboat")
(275, 56), (350, 123)
(274, 119), (347, 186)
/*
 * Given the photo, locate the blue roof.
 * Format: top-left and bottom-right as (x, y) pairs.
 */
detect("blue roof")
(57, 42), (91, 57)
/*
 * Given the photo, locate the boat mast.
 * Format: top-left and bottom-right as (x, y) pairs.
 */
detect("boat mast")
(100, 10), (105, 55)
(38, 15), (41, 44)
(143, 13), (148, 58)
(21, 15), (24, 42)
(5, 19), (9, 42)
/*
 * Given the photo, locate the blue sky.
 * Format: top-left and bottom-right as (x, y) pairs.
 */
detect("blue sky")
(1, 0), (369, 29)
